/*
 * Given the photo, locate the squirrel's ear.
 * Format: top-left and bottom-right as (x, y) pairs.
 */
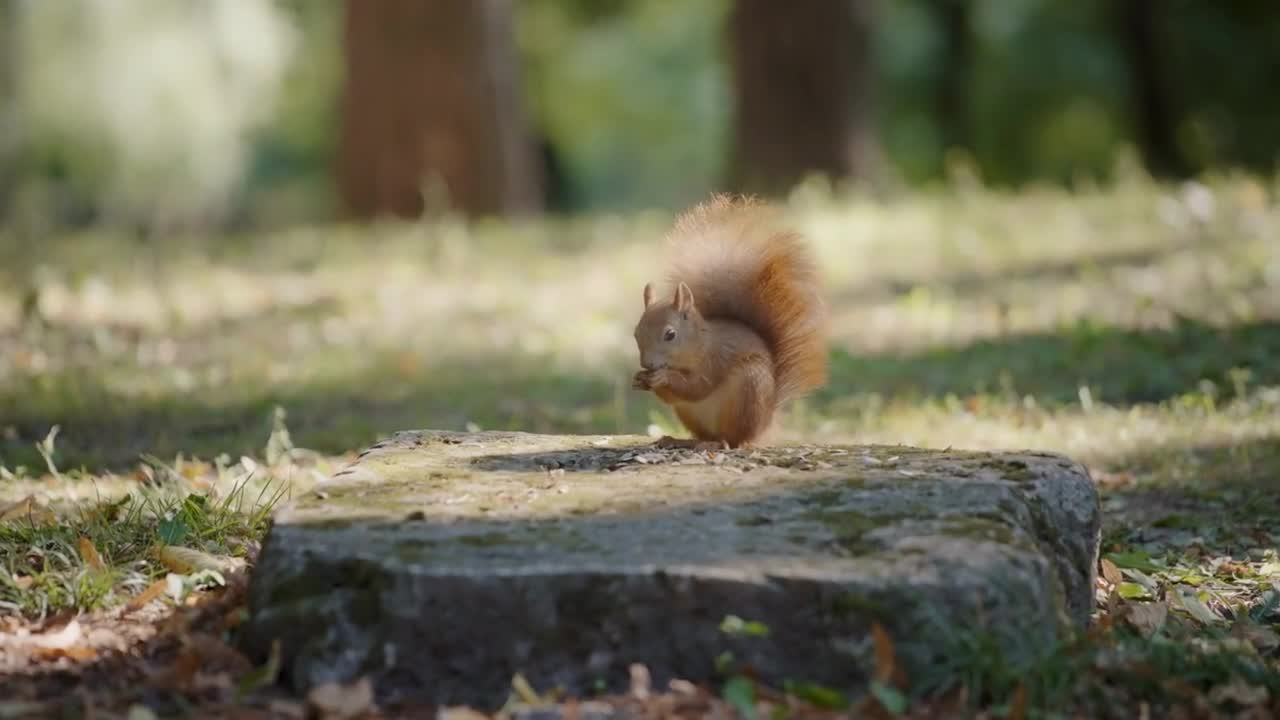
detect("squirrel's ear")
(643, 282), (655, 308)
(674, 282), (695, 313)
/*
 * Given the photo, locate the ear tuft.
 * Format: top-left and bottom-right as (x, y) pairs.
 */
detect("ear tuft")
(643, 283), (655, 308)
(674, 282), (695, 312)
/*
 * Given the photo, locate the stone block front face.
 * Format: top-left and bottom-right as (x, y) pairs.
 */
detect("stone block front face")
(244, 430), (1101, 708)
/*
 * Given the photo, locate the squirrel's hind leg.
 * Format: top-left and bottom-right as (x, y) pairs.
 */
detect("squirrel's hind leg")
(717, 357), (777, 449)
(654, 406), (727, 451)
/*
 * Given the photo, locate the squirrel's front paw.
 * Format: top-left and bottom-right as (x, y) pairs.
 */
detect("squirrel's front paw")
(632, 370), (652, 390)
(645, 368), (672, 387)
(633, 368), (671, 390)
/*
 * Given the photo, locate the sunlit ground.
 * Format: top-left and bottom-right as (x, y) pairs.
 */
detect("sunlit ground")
(1, 175), (1278, 715)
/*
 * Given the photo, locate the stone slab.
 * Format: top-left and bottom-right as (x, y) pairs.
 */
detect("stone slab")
(243, 430), (1100, 708)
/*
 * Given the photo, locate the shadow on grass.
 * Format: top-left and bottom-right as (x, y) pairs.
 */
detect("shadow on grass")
(0, 356), (643, 473)
(3, 317), (1278, 473)
(831, 231), (1223, 307)
(820, 318), (1280, 408)
(1096, 435), (1280, 541)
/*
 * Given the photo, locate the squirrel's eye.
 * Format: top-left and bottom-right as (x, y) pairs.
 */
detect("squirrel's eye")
(663, 327), (676, 342)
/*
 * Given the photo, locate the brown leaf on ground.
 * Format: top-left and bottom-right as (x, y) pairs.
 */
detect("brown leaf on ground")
(1100, 558), (1123, 586)
(1092, 470), (1134, 489)
(1008, 683), (1027, 720)
(870, 622), (896, 685)
(1124, 602), (1169, 638)
(307, 676), (375, 719)
(33, 644), (97, 662)
(0, 495), (56, 525)
(125, 704), (158, 720)
(125, 579), (170, 614)
(154, 546), (244, 575)
(78, 537), (107, 570)
(0, 495), (35, 521)
(267, 700), (308, 719)
(668, 679), (700, 696)
(3, 619), (84, 651)
(629, 663), (651, 699)
(436, 707), (489, 720)
(1216, 561), (1251, 577)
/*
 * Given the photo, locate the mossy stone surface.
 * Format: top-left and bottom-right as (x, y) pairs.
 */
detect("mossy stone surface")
(244, 430), (1100, 708)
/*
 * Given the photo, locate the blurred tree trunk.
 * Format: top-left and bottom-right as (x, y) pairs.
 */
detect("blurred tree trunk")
(728, 0), (878, 196)
(0, 0), (18, 216)
(937, 0), (970, 155)
(1117, 0), (1187, 177)
(338, 0), (541, 219)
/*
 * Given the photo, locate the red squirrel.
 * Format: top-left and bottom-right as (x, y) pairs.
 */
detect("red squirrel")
(631, 194), (828, 449)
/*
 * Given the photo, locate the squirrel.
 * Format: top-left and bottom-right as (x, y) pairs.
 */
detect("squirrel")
(631, 194), (828, 449)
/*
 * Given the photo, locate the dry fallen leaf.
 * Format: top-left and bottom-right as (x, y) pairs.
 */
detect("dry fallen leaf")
(126, 704), (159, 720)
(870, 622), (896, 685)
(125, 579), (171, 613)
(307, 676), (374, 720)
(511, 672), (542, 705)
(78, 537), (106, 570)
(1, 619), (83, 651)
(1099, 558), (1123, 586)
(630, 663), (652, 699)
(266, 700), (308, 720)
(1008, 683), (1027, 720)
(436, 708), (489, 720)
(0, 495), (35, 521)
(669, 679), (700, 696)
(1124, 602), (1168, 638)
(1216, 561), (1251, 577)
(1093, 471), (1134, 489)
(153, 546), (243, 574)
(0, 495), (55, 525)
(33, 644), (97, 662)
(12, 575), (33, 590)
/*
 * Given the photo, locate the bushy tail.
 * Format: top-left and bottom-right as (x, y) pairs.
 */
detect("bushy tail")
(665, 194), (828, 403)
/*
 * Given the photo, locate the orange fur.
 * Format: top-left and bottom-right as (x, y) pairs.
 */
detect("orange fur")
(664, 194), (828, 404)
(631, 194), (828, 447)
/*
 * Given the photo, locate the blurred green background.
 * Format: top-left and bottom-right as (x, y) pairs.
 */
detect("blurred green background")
(4, 0), (1278, 231)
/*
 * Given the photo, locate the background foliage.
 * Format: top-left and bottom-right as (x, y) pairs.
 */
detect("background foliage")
(5, 0), (1280, 228)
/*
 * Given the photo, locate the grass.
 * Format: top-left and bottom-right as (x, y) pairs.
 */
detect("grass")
(1, 171), (1278, 715)
(0, 451), (285, 617)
